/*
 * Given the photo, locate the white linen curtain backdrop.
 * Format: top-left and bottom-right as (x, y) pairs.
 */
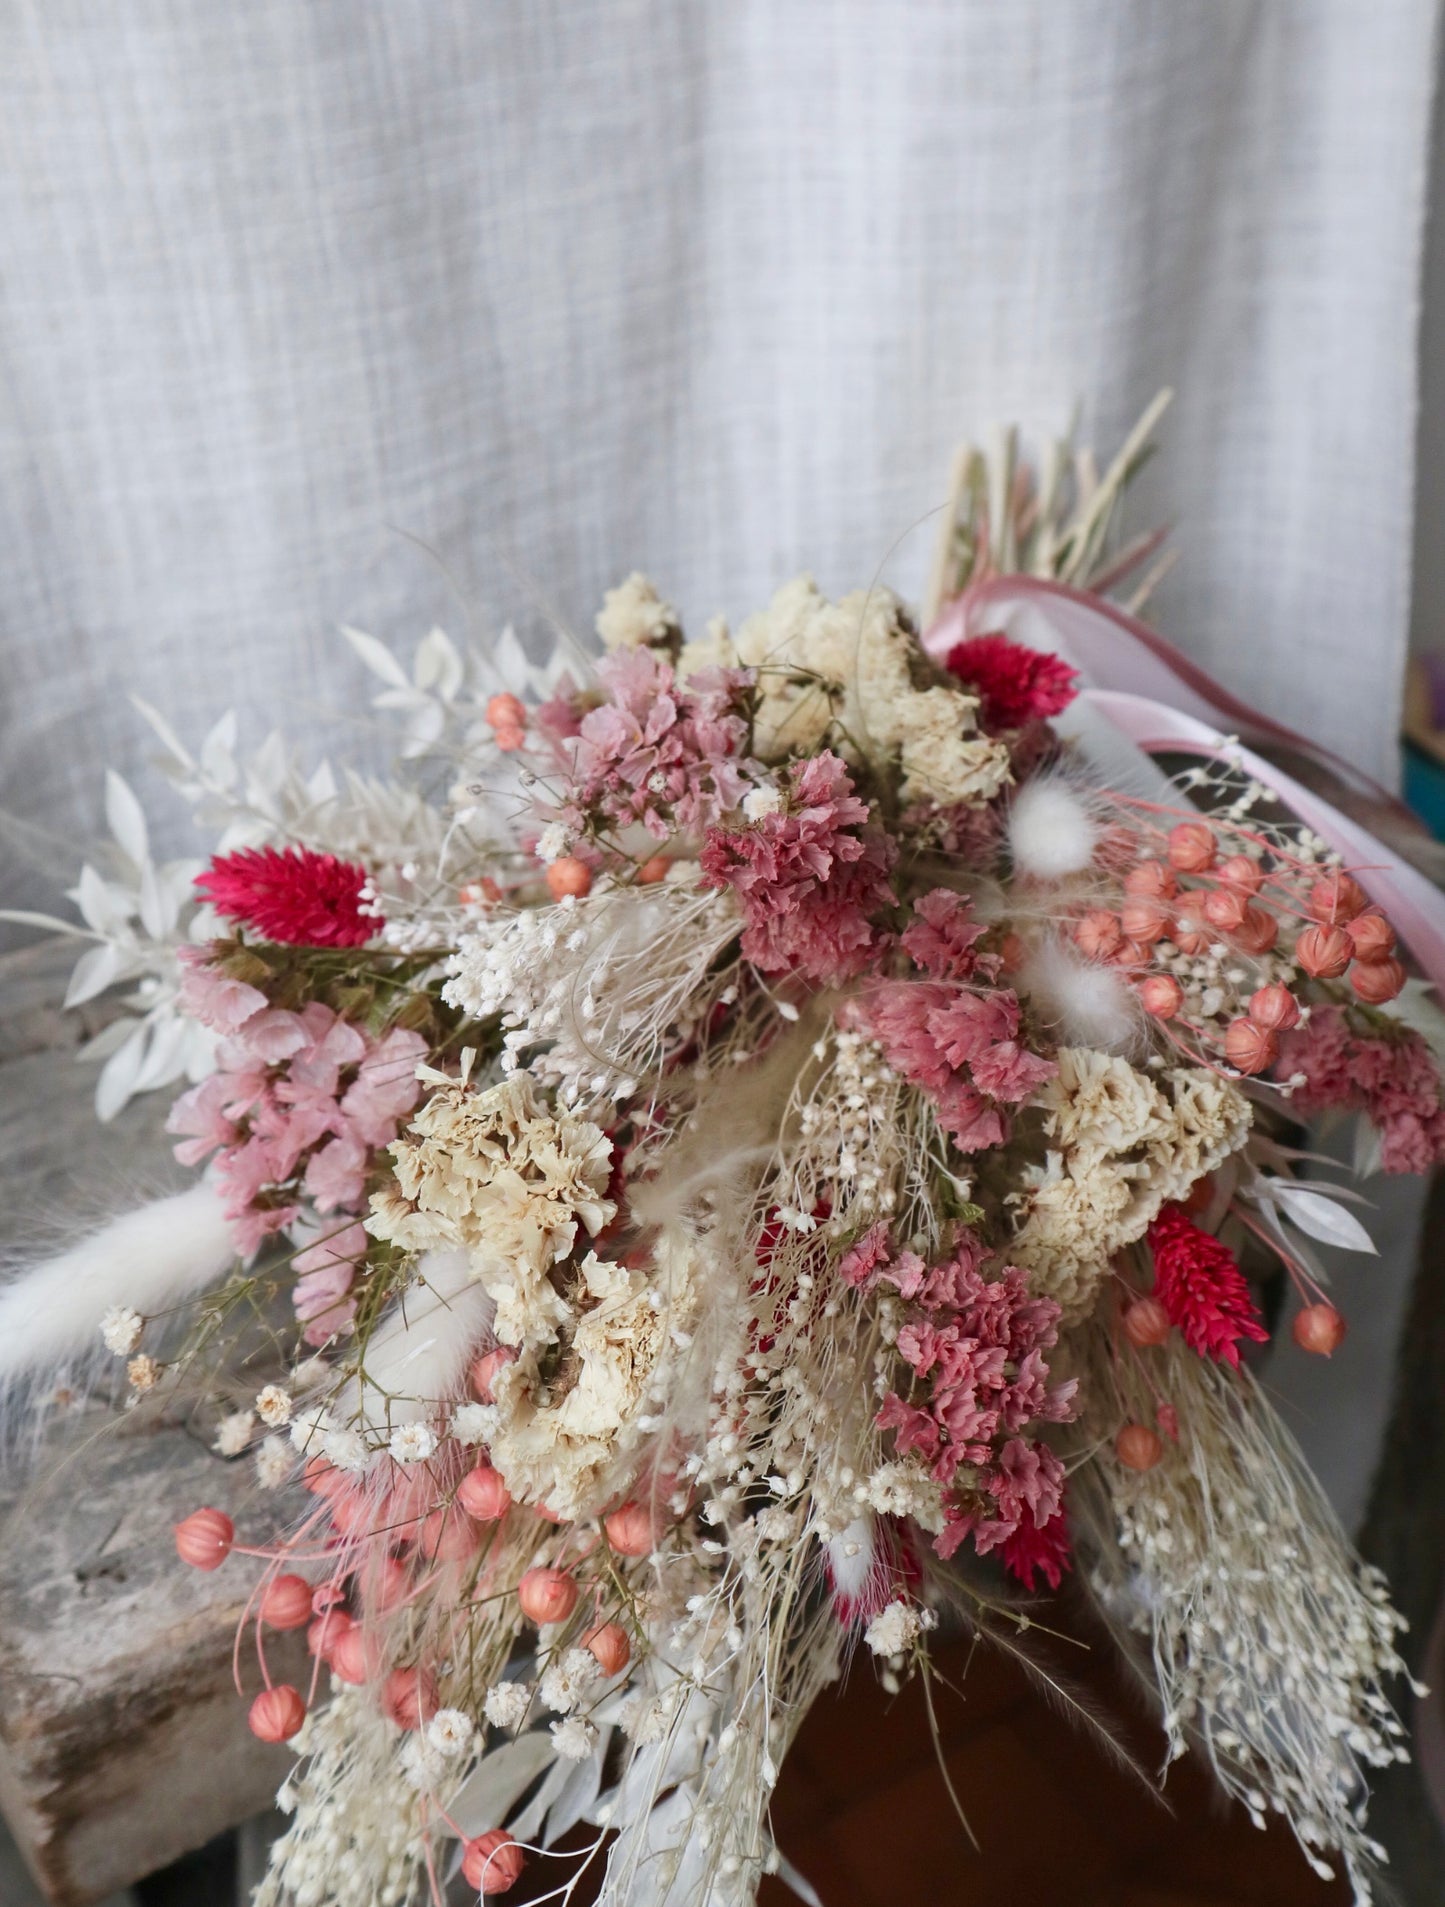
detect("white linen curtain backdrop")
(1, 0), (1439, 916)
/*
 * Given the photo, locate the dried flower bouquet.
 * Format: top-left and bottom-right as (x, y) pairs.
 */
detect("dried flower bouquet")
(3, 405), (1440, 1907)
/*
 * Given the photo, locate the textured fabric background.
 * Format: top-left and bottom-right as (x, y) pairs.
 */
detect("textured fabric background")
(0, 0), (1438, 911)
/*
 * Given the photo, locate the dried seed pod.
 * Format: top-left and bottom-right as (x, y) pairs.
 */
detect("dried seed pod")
(1307, 872), (1367, 923)
(1138, 974), (1183, 1019)
(249, 1684), (307, 1742)
(1295, 923), (1353, 979)
(1115, 1424), (1164, 1471)
(174, 1507), (234, 1571)
(1350, 958), (1406, 1004)
(1247, 982), (1300, 1031)
(1121, 1296), (1171, 1348)
(1223, 1017), (1278, 1075)
(1167, 822), (1216, 873)
(1293, 1303), (1347, 1356)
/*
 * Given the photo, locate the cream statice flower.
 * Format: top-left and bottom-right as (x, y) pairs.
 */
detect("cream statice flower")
(1010, 1049), (1251, 1320)
(483, 1682), (533, 1731)
(731, 574), (1009, 805)
(368, 1073), (615, 1349)
(100, 1305), (143, 1356)
(596, 572), (679, 651)
(486, 1251), (681, 1518)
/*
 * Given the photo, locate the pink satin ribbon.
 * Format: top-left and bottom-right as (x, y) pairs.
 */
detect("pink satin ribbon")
(923, 578), (1445, 993)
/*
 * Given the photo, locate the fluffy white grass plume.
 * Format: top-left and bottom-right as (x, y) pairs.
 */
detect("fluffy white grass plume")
(0, 1180), (234, 1394)
(1018, 935), (1142, 1053)
(1007, 774), (1101, 879)
(346, 1248), (492, 1441)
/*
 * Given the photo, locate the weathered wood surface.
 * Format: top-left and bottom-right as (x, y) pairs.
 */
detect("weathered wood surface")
(0, 940), (301, 1905)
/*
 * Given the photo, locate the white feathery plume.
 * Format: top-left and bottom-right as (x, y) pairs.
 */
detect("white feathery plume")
(347, 1248), (491, 1438)
(1006, 775), (1100, 879)
(0, 1179), (234, 1392)
(1018, 934), (1142, 1054)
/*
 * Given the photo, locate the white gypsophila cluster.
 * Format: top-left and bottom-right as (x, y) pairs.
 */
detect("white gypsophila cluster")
(863, 1599), (937, 1658)
(1008, 1047), (1252, 1322)
(425, 1708), (477, 1759)
(213, 1409), (254, 1457)
(255, 1435), (294, 1491)
(450, 1401), (491, 1445)
(1082, 1348), (1413, 1902)
(255, 1384), (293, 1426)
(388, 1421), (436, 1464)
(551, 1716), (599, 1762)
(442, 883), (740, 1113)
(483, 1681), (533, 1731)
(99, 1305), (143, 1356)
(254, 1685), (429, 1907)
(540, 1648), (600, 1714)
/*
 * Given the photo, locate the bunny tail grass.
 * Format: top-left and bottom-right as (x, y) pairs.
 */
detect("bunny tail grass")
(0, 1180), (235, 1394)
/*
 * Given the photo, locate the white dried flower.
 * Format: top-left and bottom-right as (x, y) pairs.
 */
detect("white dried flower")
(425, 1708), (477, 1759)
(289, 1405), (332, 1453)
(255, 1384), (294, 1427)
(126, 1353), (161, 1392)
(864, 1599), (931, 1658)
(255, 1436), (294, 1491)
(100, 1305), (143, 1357)
(483, 1682), (533, 1731)
(389, 1422), (437, 1465)
(535, 822), (572, 864)
(540, 1648), (599, 1714)
(550, 1716), (598, 1762)
(742, 784), (783, 822)
(322, 1425), (369, 1472)
(213, 1409), (255, 1457)
(450, 1402), (492, 1447)
(595, 572), (677, 651)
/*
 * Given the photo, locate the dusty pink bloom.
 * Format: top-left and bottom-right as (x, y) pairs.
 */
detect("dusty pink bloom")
(1276, 1005), (1445, 1173)
(167, 1002), (425, 1282)
(701, 751), (897, 983)
(853, 1229), (1075, 1566)
(175, 945), (268, 1032)
(560, 649), (752, 842)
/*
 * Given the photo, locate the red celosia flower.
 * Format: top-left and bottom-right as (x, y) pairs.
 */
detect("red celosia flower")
(944, 632), (1079, 730)
(1000, 1501), (1072, 1593)
(1146, 1203), (1268, 1368)
(196, 846), (376, 947)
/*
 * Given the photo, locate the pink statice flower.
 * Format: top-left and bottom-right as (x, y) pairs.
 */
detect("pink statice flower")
(856, 1228), (1075, 1566)
(558, 648), (752, 843)
(175, 943), (269, 1032)
(701, 751), (897, 983)
(1277, 1005), (1445, 1172)
(196, 846), (377, 947)
(292, 1220), (368, 1344)
(847, 889), (1053, 1151)
(167, 987), (427, 1320)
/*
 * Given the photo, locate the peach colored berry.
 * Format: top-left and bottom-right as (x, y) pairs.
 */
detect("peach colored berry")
(1123, 860), (1177, 900)
(1307, 872), (1366, 923)
(1120, 896), (1171, 944)
(1295, 923), (1353, 979)
(1223, 1017), (1278, 1075)
(1230, 905), (1278, 955)
(1115, 1424), (1164, 1471)
(545, 857), (592, 901)
(259, 1573), (314, 1630)
(1166, 822), (1215, 872)
(517, 1567), (578, 1625)
(1350, 957), (1406, 1004)
(457, 1465), (512, 1522)
(249, 1684), (306, 1742)
(1202, 887), (1247, 933)
(485, 693), (526, 731)
(174, 1507), (234, 1570)
(583, 1622), (631, 1676)
(603, 1502), (656, 1557)
(1293, 1303), (1346, 1356)
(1138, 974), (1183, 1020)
(1247, 982), (1299, 1031)
(1345, 911), (1396, 963)
(1121, 1296), (1171, 1348)
(1074, 910), (1122, 961)
(462, 1831), (525, 1894)
(1215, 854), (1263, 894)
